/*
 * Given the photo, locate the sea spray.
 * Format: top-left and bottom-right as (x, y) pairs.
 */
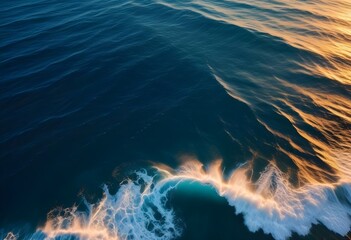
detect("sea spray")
(41, 170), (182, 240)
(5, 161), (351, 240)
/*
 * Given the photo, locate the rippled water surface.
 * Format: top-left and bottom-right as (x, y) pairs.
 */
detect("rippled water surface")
(1, 0), (350, 239)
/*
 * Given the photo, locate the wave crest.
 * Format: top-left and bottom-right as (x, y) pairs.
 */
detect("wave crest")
(5, 160), (346, 240)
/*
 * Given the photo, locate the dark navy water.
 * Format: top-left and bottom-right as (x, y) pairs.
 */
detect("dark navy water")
(1, 0), (350, 239)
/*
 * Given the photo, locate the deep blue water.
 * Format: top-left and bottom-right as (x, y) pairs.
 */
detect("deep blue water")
(1, 0), (350, 239)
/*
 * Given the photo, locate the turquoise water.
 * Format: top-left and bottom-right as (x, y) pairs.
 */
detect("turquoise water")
(1, 0), (350, 239)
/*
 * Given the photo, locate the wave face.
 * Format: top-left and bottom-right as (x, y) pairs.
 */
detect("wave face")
(1, 0), (350, 239)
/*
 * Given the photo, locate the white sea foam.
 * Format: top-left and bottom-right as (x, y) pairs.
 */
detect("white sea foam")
(4, 160), (351, 240)
(38, 170), (182, 240)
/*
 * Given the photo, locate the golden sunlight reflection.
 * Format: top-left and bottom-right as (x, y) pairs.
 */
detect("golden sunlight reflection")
(272, 79), (351, 184)
(158, 0), (351, 84)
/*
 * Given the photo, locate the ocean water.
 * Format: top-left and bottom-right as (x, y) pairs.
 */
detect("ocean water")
(1, 0), (350, 239)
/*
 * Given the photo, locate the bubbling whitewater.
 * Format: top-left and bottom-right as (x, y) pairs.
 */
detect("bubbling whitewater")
(9, 159), (351, 240)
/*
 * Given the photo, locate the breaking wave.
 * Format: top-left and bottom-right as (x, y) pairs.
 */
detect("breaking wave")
(4, 159), (351, 240)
